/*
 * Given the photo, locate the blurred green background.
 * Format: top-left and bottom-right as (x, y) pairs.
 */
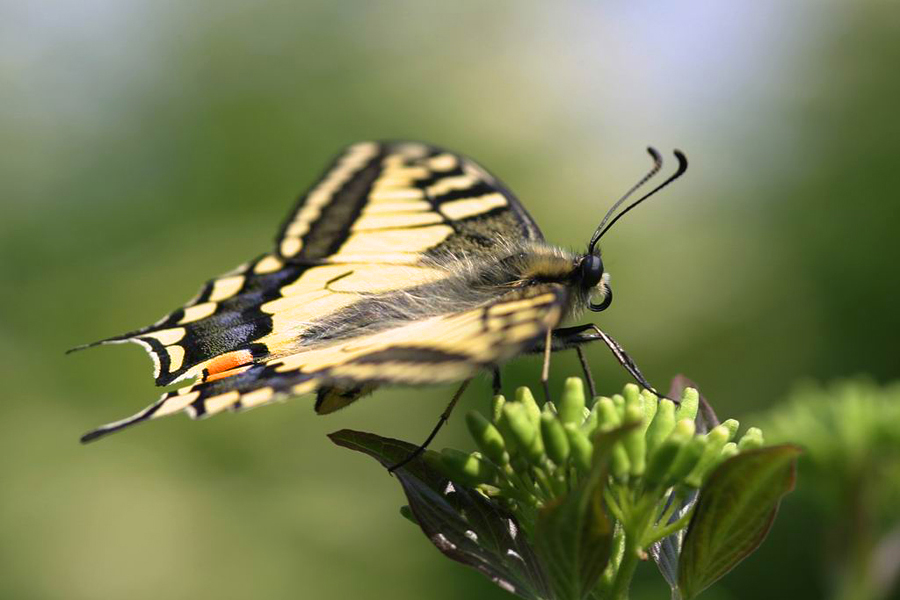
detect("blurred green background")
(3, 1), (899, 599)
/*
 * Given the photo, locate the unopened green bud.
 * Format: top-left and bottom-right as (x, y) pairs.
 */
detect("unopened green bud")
(717, 442), (739, 465)
(558, 377), (586, 425)
(439, 449), (499, 486)
(495, 404), (519, 455)
(641, 389), (659, 433)
(675, 387), (700, 422)
(491, 394), (506, 423)
(541, 413), (570, 466)
(611, 446), (631, 481)
(596, 397), (631, 479)
(624, 403), (644, 424)
(674, 418), (696, 438)
(515, 387), (542, 425)
(564, 423), (594, 474)
(466, 411), (508, 465)
(623, 403), (647, 476)
(623, 384), (642, 413)
(646, 399), (677, 458)
(612, 394), (626, 419)
(721, 418), (740, 441)
(666, 434), (707, 487)
(582, 405), (599, 435)
(526, 436), (545, 466)
(645, 419), (695, 488)
(503, 403), (543, 464)
(581, 398), (600, 438)
(597, 397), (622, 430)
(685, 424), (731, 487)
(737, 427), (764, 451)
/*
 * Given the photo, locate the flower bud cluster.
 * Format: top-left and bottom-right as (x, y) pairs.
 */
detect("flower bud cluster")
(430, 378), (765, 515)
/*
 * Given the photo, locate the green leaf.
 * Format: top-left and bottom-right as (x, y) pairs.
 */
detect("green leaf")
(329, 430), (551, 600)
(534, 423), (637, 600)
(678, 445), (801, 599)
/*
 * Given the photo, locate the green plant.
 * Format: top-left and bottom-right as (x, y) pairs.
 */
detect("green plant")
(758, 380), (900, 600)
(331, 378), (799, 599)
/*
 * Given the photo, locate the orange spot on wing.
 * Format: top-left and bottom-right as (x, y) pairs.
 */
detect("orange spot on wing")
(205, 364), (252, 383)
(204, 350), (254, 382)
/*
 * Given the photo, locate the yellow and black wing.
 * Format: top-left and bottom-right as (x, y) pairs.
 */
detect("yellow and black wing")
(83, 284), (567, 441)
(78, 141), (561, 441)
(275, 141), (543, 262)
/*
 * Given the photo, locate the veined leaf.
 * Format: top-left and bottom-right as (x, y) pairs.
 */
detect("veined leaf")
(329, 429), (551, 600)
(678, 445), (801, 599)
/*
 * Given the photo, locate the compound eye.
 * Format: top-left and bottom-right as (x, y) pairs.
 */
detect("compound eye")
(580, 254), (604, 288)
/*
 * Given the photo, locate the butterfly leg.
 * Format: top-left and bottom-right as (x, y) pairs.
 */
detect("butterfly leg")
(388, 378), (473, 473)
(540, 328), (553, 403)
(491, 367), (502, 395)
(575, 345), (598, 398)
(529, 324), (599, 396)
(538, 324), (667, 400)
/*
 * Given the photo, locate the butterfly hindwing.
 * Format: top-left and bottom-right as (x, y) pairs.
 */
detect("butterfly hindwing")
(70, 253), (306, 387)
(81, 283), (567, 441)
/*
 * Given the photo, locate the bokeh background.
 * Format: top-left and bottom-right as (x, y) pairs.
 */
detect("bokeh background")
(3, 1), (899, 599)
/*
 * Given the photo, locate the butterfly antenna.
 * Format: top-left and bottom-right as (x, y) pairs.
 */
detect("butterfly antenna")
(589, 150), (688, 251)
(587, 147), (664, 255)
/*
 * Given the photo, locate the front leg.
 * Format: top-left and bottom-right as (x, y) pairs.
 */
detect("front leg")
(531, 324), (666, 400)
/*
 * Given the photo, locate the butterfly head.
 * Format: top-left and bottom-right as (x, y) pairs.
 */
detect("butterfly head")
(578, 253), (613, 312)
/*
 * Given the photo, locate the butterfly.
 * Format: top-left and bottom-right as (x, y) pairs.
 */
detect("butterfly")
(73, 141), (687, 450)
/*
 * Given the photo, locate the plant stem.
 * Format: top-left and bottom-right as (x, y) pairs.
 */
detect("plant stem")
(604, 488), (627, 524)
(504, 464), (536, 499)
(609, 532), (641, 600)
(643, 507), (695, 547)
(608, 494), (657, 600)
(531, 465), (556, 500)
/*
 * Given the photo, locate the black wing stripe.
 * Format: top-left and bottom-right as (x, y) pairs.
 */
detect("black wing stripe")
(431, 180), (497, 204)
(296, 152), (387, 259)
(277, 142), (385, 259)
